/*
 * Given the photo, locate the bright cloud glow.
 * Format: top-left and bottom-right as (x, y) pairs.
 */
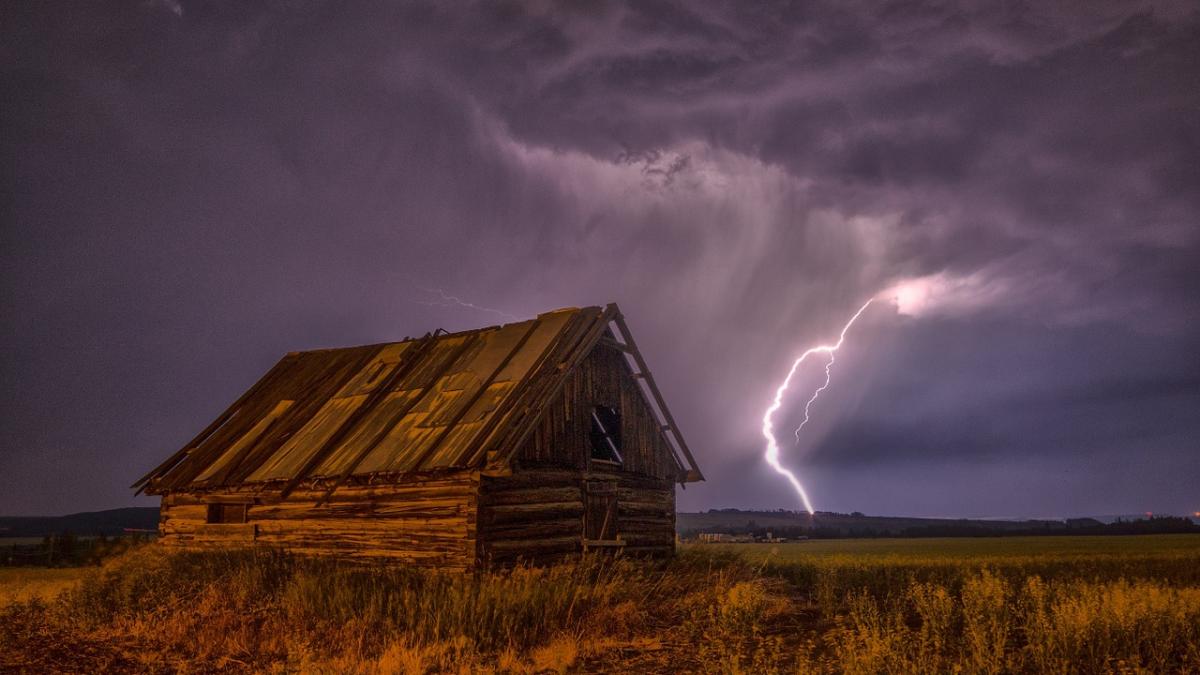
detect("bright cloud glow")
(880, 271), (1011, 316)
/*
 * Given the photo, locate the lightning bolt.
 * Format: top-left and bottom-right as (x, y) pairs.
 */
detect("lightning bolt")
(762, 299), (873, 514)
(416, 287), (522, 323)
(793, 348), (841, 446)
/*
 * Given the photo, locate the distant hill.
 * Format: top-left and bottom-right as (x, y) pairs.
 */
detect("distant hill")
(677, 510), (1055, 536)
(0, 507), (159, 538)
(677, 509), (1199, 538)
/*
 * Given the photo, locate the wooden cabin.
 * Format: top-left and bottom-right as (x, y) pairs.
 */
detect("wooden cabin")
(133, 304), (703, 569)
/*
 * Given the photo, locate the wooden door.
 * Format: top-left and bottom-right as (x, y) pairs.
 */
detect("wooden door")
(584, 481), (619, 542)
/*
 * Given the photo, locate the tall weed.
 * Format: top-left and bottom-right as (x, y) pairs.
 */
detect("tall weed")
(815, 571), (1200, 673)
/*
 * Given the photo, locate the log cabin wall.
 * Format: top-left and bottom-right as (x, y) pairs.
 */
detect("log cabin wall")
(517, 342), (679, 480)
(593, 467), (676, 556)
(477, 468), (586, 564)
(479, 343), (678, 563)
(157, 472), (478, 570)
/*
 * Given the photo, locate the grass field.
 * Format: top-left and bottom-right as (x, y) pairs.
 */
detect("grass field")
(707, 533), (1200, 561)
(1, 535), (1198, 673)
(0, 567), (87, 604)
(711, 535), (1200, 673)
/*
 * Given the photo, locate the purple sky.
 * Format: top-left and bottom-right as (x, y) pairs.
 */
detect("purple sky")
(2, 1), (1198, 518)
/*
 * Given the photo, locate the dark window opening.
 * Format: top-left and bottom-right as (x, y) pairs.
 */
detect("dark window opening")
(206, 503), (248, 524)
(589, 405), (623, 463)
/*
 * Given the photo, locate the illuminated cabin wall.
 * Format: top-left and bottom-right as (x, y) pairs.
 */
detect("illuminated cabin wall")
(479, 344), (679, 564)
(157, 473), (479, 570)
(156, 344), (681, 567)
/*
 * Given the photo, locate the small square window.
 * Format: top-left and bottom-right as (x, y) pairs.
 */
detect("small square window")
(206, 503), (248, 524)
(589, 405), (623, 463)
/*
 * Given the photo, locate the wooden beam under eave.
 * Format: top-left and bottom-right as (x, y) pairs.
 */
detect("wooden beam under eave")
(597, 336), (632, 353)
(609, 305), (705, 483)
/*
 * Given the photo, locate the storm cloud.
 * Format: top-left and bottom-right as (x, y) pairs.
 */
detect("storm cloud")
(2, 0), (1197, 517)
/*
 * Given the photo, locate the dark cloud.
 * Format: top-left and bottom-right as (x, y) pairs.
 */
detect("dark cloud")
(1, 0), (1197, 517)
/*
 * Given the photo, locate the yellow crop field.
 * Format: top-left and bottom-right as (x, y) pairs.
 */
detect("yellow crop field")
(1, 535), (1198, 673)
(705, 533), (1200, 561)
(709, 535), (1200, 673)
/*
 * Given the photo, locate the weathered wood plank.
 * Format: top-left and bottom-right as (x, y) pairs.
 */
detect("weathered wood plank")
(287, 484), (477, 502)
(255, 519), (469, 537)
(483, 519), (582, 540)
(479, 486), (582, 506)
(162, 504), (208, 521)
(278, 547), (470, 567)
(484, 501), (584, 522)
(486, 535), (581, 553)
(249, 500), (466, 520)
(196, 523), (255, 537)
(160, 481), (477, 507)
(616, 488), (672, 499)
(481, 469), (581, 490)
(255, 535), (469, 552)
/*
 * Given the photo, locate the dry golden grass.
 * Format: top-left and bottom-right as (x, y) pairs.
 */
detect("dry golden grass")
(0, 567), (86, 604)
(1, 545), (778, 672)
(797, 573), (1200, 674)
(1, 535), (1198, 673)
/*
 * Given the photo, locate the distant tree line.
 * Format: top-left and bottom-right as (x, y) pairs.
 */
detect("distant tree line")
(2, 531), (153, 567)
(894, 516), (1199, 538)
(682, 516), (1199, 540)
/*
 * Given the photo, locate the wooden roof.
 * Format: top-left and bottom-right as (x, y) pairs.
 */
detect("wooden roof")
(134, 304), (703, 498)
